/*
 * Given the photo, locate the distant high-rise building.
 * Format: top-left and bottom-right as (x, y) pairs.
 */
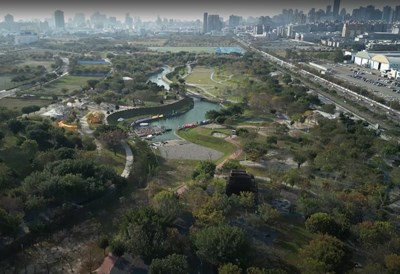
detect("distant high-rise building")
(339, 8), (347, 20)
(4, 14), (14, 31)
(395, 6), (400, 22)
(255, 25), (264, 35)
(326, 5), (332, 17)
(229, 15), (241, 27)
(342, 22), (366, 38)
(333, 0), (340, 19)
(54, 10), (65, 29)
(108, 16), (117, 27)
(203, 12), (208, 34)
(207, 14), (222, 32)
(308, 8), (316, 23)
(382, 6), (393, 23)
(4, 14), (14, 24)
(125, 13), (133, 28)
(91, 11), (107, 29)
(352, 5), (381, 21)
(286, 24), (294, 38)
(73, 13), (86, 27)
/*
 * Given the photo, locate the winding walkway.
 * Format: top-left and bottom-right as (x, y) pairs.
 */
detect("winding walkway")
(216, 135), (243, 170)
(79, 115), (133, 178)
(120, 141), (134, 178)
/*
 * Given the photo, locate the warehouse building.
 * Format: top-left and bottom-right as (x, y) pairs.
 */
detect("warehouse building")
(354, 51), (400, 72)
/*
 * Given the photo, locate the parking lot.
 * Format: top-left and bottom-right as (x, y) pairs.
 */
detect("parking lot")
(325, 63), (400, 102)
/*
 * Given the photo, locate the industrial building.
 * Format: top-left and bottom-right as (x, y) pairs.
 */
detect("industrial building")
(354, 51), (400, 72)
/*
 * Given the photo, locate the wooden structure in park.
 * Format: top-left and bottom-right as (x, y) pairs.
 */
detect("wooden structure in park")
(226, 170), (258, 198)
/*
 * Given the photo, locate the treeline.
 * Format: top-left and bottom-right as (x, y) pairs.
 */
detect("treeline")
(0, 107), (125, 240)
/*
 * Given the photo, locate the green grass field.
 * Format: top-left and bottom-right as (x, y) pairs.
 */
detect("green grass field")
(149, 47), (217, 53)
(0, 75), (18, 90)
(23, 75), (102, 97)
(82, 145), (126, 175)
(185, 66), (245, 102)
(0, 97), (53, 111)
(186, 67), (220, 86)
(148, 159), (198, 192)
(130, 38), (168, 47)
(18, 60), (54, 71)
(177, 126), (236, 162)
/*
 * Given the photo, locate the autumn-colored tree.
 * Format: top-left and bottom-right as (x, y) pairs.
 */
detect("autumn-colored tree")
(299, 234), (351, 274)
(218, 263), (242, 274)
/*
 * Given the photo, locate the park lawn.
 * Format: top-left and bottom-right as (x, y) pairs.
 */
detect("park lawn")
(130, 38), (168, 47)
(148, 46), (216, 53)
(17, 60), (54, 71)
(148, 159), (198, 192)
(177, 126), (236, 161)
(83, 145), (126, 175)
(186, 67), (220, 86)
(0, 97), (53, 111)
(209, 128), (236, 138)
(32, 75), (102, 96)
(0, 75), (19, 90)
(100, 147), (126, 175)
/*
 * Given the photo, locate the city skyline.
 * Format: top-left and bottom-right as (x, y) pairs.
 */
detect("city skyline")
(1, 0), (400, 21)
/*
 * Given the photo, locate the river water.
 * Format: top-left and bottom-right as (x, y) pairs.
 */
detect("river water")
(148, 66), (172, 90)
(148, 67), (220, 141)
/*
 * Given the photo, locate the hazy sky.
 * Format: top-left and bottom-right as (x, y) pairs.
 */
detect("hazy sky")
(1, 0), (400, 21)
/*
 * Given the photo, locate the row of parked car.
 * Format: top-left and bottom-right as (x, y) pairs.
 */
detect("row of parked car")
(349, 72), (400, 93)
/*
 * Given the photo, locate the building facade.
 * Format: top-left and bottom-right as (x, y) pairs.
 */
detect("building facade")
(54, 10), (65, 29)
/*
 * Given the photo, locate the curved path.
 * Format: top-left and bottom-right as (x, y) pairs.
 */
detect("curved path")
(120, 141), (134, 178)
(79, 115), (133, 178)
(216, 135), (243, 170)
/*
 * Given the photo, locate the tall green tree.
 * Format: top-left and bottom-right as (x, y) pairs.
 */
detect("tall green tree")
(192, 161), (216, 180)
(192, 224), (249, 266)
(300, 234), (351, 274)
(149, 254), (188, 274)
(305, 212), (342, 237)
(0, 208), (21, 238)
(152, 191), (181, 222)
(218, 263), (242, 274)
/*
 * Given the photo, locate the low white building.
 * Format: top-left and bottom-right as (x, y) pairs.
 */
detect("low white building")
(354, 51), (376, 67)
(370, 55), (400, 71)
(388, 69), (399, 79)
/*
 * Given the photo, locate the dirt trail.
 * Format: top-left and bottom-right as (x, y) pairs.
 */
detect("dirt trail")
(216, 136), (242, 170)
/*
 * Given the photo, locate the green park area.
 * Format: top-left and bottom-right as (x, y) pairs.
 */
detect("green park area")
(0, 76), (18, 90)
(0, 97), (53, 111)
(20, 75), (102, 97)
(129, 38), (168, 47)
(176, 126), (236, 163)
(185, 66), (245, 101)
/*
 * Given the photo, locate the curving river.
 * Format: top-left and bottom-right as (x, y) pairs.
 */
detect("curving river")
(148, 66), (220, 141)
(148, 66), (172, 90)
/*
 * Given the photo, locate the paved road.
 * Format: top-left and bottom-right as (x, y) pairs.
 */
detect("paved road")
(121, 141), (133, 178)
